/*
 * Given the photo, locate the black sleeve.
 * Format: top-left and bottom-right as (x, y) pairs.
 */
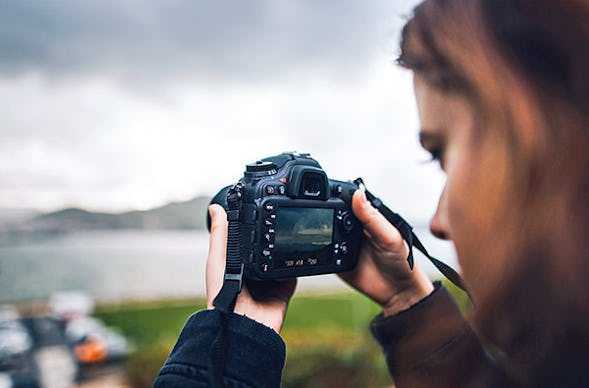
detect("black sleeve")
(371, 283), (510, 388)
(154, 309), (285, 387)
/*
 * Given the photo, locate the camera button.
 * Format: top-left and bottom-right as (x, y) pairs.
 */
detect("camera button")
(262, 248), (272, 257)
(264, 217), (274, 227)
(339, 211), (355, 233)
(278, 185), (286, 195)
(265, 202), (274, 212)
(336, 259), (342, 266)
(264, 233), (274, 243)
(266, 186), (275, 195)
(340, 243), (348, 255)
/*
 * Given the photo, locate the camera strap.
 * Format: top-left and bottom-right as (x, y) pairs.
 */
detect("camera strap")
(213, 182), (245, 313)
(354, 178), (469, 296)
(208, 182), (244, 388)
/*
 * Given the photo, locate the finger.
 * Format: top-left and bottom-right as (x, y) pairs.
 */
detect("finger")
(206, 204), (228, 308)
(351, 190), (407, 253)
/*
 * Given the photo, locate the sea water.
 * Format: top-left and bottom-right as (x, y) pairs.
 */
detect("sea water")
(0, 229), (457, 303)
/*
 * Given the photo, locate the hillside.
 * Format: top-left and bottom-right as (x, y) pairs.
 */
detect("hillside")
(0, 196), (211, 236)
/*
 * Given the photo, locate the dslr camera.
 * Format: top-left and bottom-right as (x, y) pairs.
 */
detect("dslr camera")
(208, 152), (362, 279)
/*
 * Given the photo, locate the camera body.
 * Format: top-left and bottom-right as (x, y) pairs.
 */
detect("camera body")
(209, 152), (362, 279)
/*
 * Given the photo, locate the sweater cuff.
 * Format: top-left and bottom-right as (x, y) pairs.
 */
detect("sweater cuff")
(371, 282), (471, 370)
(157, 309), (285, 387)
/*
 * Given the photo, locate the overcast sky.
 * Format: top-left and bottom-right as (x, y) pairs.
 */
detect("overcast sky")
(0, 0), (447, 223)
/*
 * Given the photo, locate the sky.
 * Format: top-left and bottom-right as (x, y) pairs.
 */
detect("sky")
(0, 0), (446, 224)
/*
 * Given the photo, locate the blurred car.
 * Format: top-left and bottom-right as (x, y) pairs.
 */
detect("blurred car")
(0, 306), (39, 388)
(64, 317), (131, 365)
(0, 306), (32, 366)
(48, 292), (94, 322)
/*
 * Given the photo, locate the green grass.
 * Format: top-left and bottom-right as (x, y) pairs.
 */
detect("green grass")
(95, 291), (382, 344)
(95, 298), (207, 345)
(284, 291), (382, 331)
(94, 281), (470, 387)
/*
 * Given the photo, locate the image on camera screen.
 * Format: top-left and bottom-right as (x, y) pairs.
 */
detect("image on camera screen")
(274, 207), (334, 253)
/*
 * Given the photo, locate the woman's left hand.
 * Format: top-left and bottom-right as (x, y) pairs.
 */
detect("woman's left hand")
(206, 204), (297, 333)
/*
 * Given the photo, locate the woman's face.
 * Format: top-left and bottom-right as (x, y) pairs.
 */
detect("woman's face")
(413, 74), (510, 287)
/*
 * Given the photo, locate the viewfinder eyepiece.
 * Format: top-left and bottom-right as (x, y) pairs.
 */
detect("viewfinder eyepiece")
(288, 166), (328, 200)
(302, 172), (324, 197)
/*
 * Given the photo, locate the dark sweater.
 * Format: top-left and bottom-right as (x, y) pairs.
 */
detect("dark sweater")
(154, 285), (506, 387)
(155, 310), (286, 387)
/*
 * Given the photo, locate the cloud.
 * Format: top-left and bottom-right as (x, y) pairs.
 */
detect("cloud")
(0, 0), (442, 221)
(0, 1), (417, 85)
(0, 57), (444, 218)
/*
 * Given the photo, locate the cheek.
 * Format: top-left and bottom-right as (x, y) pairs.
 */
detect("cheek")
(445, 147), (482, 271)
(445, 135), (511, 287)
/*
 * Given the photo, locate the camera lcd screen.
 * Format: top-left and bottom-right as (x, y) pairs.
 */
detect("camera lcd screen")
(273, 207), (334, 258)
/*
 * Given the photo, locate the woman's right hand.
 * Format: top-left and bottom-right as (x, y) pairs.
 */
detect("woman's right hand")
(338, 190), (434, 316)
(207, 204), (296, 332)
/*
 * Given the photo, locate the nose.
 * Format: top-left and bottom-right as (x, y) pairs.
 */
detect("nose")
(430, 185), (451, 240)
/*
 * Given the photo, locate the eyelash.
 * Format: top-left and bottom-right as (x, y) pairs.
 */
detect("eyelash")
(428, 147), (443, 162)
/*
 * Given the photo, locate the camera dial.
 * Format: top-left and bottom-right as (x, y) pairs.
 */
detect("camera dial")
(246, 161), (277, 176)
(337, 211), (355, 233)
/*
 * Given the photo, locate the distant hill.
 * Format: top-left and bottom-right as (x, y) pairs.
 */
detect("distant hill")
(0, 196), (212, 237)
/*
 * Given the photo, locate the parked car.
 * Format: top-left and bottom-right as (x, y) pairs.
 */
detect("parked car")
(48, 292), (94, 322)
(0, 306), (39, 388)
(0, 306), (32, 366)
(64, 316), (131, 365)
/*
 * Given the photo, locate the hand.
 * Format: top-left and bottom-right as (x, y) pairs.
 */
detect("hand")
(338, 190), (434, 316)
(206, 204), (296, 332)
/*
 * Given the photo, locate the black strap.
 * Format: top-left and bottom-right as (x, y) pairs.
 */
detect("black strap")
(354, 178), (469, 296)
(208, 183), (245, 388)
(208, 312), (228, 387)
(213, 183), (245, 312)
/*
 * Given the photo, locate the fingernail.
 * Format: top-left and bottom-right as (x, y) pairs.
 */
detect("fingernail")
(358, 188), (368, 203)
(355, 189), (369, 207)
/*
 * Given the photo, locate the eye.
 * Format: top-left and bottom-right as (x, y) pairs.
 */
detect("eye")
(419, 130), (446, 169)
(423, 146), (445, 170)
(428, 147), (443, 163)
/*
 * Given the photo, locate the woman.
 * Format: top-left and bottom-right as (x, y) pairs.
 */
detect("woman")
(155, 0), (589, 386)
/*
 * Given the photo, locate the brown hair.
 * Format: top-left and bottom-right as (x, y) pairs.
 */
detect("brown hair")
(400, 0), (589, 385)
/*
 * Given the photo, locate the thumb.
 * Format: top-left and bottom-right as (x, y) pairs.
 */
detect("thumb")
(351, 189), (406, 252)
(206, 204), (228, 308)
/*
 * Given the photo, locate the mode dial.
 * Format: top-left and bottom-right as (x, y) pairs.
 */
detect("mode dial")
(246, 161), (277, 174)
